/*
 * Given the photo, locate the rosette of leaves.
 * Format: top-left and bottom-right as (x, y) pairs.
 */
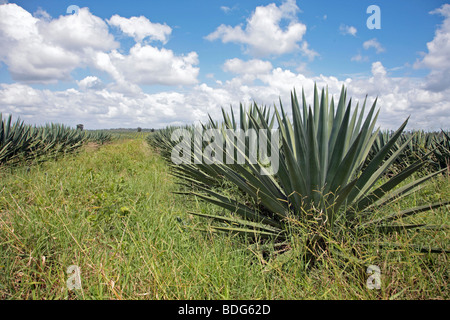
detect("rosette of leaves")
(0, 114), (35, 164)
(172, 85), (449, 260)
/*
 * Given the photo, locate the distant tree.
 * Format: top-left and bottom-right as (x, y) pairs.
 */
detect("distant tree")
(77, 124), (84, 131)
(137, 127), (142, 132)
(151, 128), (155, 132)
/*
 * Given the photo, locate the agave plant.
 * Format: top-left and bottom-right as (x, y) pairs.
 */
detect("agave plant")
(1, 113), (97, 166)
(368, 129), (449, 175)
(170, 85), (449, 259)
(85, 130), (113, 145)
(31, 123), (86, 158)
(148, 125), (195, 163)
(0, 114), (36, 164)
(148, 103), (276, 191)
(433, 130), (450, 171)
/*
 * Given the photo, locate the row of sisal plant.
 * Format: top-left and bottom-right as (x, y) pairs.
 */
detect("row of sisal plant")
(148, 85), (450, 263)
(367, 129), (450, 174)
(0, 114), (112, 166)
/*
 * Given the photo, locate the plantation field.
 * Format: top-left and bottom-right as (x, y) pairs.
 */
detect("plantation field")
(0, 136), (448, 300)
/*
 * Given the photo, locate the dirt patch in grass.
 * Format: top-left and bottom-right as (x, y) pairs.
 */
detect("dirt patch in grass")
(83, 142), (101, 153)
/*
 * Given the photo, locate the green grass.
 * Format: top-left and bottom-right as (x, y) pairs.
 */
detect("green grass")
(0, 137), (448, 299)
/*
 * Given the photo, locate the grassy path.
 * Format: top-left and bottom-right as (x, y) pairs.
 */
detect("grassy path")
(0, 138), (267, 299)
(0, 138), (448, 299)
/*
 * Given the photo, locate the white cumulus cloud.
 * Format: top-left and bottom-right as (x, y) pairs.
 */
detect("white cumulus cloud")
(107, 15), (172, 44)
(223, 58), (273, 75)
(414, 4), (450, 92)
(77, 76), (104, 91)
(363, 38), (385, 53)
(206, 0), (311, 58)
(110, 44), (199, 86)
(40, 7), (118, 52)
(0, 3), (80, 82)
(0, 3), (199, 88)
(340, 24), (357, 36)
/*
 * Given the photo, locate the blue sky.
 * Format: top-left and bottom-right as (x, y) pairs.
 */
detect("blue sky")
(0, 0), (449, 129)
